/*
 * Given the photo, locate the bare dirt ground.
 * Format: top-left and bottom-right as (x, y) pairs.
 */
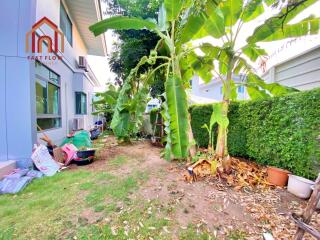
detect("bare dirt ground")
(77, 135), (320, 239)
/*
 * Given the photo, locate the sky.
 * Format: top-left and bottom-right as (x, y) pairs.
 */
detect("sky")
(87, 0), (320, 92)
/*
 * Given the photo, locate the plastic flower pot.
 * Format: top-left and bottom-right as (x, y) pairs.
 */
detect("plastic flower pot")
(310, 185), (320, 209)
(266, 166), (290, 187)
(287, 174), (315, 199)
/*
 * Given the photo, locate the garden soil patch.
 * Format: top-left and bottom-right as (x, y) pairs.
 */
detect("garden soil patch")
(72, 136), (319, 239)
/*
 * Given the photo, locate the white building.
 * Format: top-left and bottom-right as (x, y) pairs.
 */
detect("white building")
(0, 0), (107, 167)
(191, 74), (249, 102)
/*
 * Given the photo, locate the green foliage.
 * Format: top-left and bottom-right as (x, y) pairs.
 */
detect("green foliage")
(190, 89), (320, 178)
(189, 104), (215, 148)
(103, 0), (162, 86)
(165, 74), (189, 159)
(92, 84), (119, 124)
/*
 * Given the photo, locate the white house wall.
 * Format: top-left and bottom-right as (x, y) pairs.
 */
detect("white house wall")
(0, 0), (101, 167)
(0, 0), (37, 167)
(0, 57), (6, 162)
(35, 0), (88, 69)
(34, 0), (98, 145)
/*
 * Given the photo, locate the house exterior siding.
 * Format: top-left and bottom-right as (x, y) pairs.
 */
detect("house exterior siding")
(0, 0), (105, 167)
(262, 46), (320, 90)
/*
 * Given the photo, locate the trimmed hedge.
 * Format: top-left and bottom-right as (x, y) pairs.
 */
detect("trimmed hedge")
(190, 88), (320, 178)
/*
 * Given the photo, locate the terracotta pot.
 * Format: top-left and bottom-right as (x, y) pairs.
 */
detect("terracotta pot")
(266, 166), (290, 187)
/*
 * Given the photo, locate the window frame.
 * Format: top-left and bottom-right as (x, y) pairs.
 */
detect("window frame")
(60, 1), (73, 46)
(35, 61), (62, 131)
(75, 92), (87, 115)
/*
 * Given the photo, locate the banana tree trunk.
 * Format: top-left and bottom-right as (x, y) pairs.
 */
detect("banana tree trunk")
(215, 59), (234, 173)
(187, 116), (197, 160)
(215, 99), (230, 167)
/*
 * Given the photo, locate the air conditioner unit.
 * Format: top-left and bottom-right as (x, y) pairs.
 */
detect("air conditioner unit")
(78, 56), (87, 71)
(73, 118), (84, 130)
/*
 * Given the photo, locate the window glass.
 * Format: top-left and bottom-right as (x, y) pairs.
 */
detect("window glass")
(36, 79), (47, 114)
(49, 71), (59, 84)
(48, 83), (60, 114)
(238, 86), (244, 93)
(60, 3), (72, 45)
(35, 61), (61, 130)
(37, 118), (61, 130)
(75, 92), (87, 114)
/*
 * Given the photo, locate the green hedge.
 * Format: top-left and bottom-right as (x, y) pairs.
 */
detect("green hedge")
(190, 88), (320, 178)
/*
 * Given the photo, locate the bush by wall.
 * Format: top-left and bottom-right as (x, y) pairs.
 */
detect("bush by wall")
(190, 88), (320, 178)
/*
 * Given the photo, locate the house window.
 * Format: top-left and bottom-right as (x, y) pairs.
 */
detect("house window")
(238, 85), (245, 93)
(35, 61), (61, 130)
(60, 2), (72, 45)
(75, 92), (87, 114)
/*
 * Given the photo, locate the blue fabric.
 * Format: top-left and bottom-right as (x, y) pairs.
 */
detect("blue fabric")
(0, 169), (43, 194)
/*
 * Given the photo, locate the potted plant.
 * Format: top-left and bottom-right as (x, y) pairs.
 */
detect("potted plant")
(266, 166), (290, 187)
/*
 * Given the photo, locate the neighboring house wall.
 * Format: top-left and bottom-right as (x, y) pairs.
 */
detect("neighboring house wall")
(262, 46), (320, 90)
(191, 75), (249, 102)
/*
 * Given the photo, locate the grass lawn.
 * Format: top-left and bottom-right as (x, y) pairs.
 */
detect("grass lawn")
(0, 135), (219, 240)
(2, 134), (312, 239)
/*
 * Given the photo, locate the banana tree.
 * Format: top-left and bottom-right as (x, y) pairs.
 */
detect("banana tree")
(92, 84), (119, 118)
(89, 0), (208, 159)
(185, 0), (320, 172)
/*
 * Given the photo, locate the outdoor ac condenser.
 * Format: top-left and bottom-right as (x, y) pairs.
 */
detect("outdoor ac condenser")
(73, 118), (84, 130)
(78, 56), (87, 71)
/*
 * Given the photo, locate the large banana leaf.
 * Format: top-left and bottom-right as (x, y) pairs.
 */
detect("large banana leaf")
(241, 44), (267, 62)
(241, 0), (264, 22)
(186, 51), (214, 83)
(200, 43), (221, 58)
(219, 0), (243, 27)
(233, 57), (251, 74)
(246, 85), (270, 99)
(204, 7), (226, 38)
(89, 16), (158, 36)
(179, 14), (206, 44)
(165, 74), (189, 159)
(110, 80), (131, 139)
(246, 73), (298, 99)
(161, 94), (172, 160)
(261, 16), (320, 42)
(158, 3), (168, 31)
(164, 0), (183, 21)
(247, 0), (318, 43)
(111, 111), (130, 138)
